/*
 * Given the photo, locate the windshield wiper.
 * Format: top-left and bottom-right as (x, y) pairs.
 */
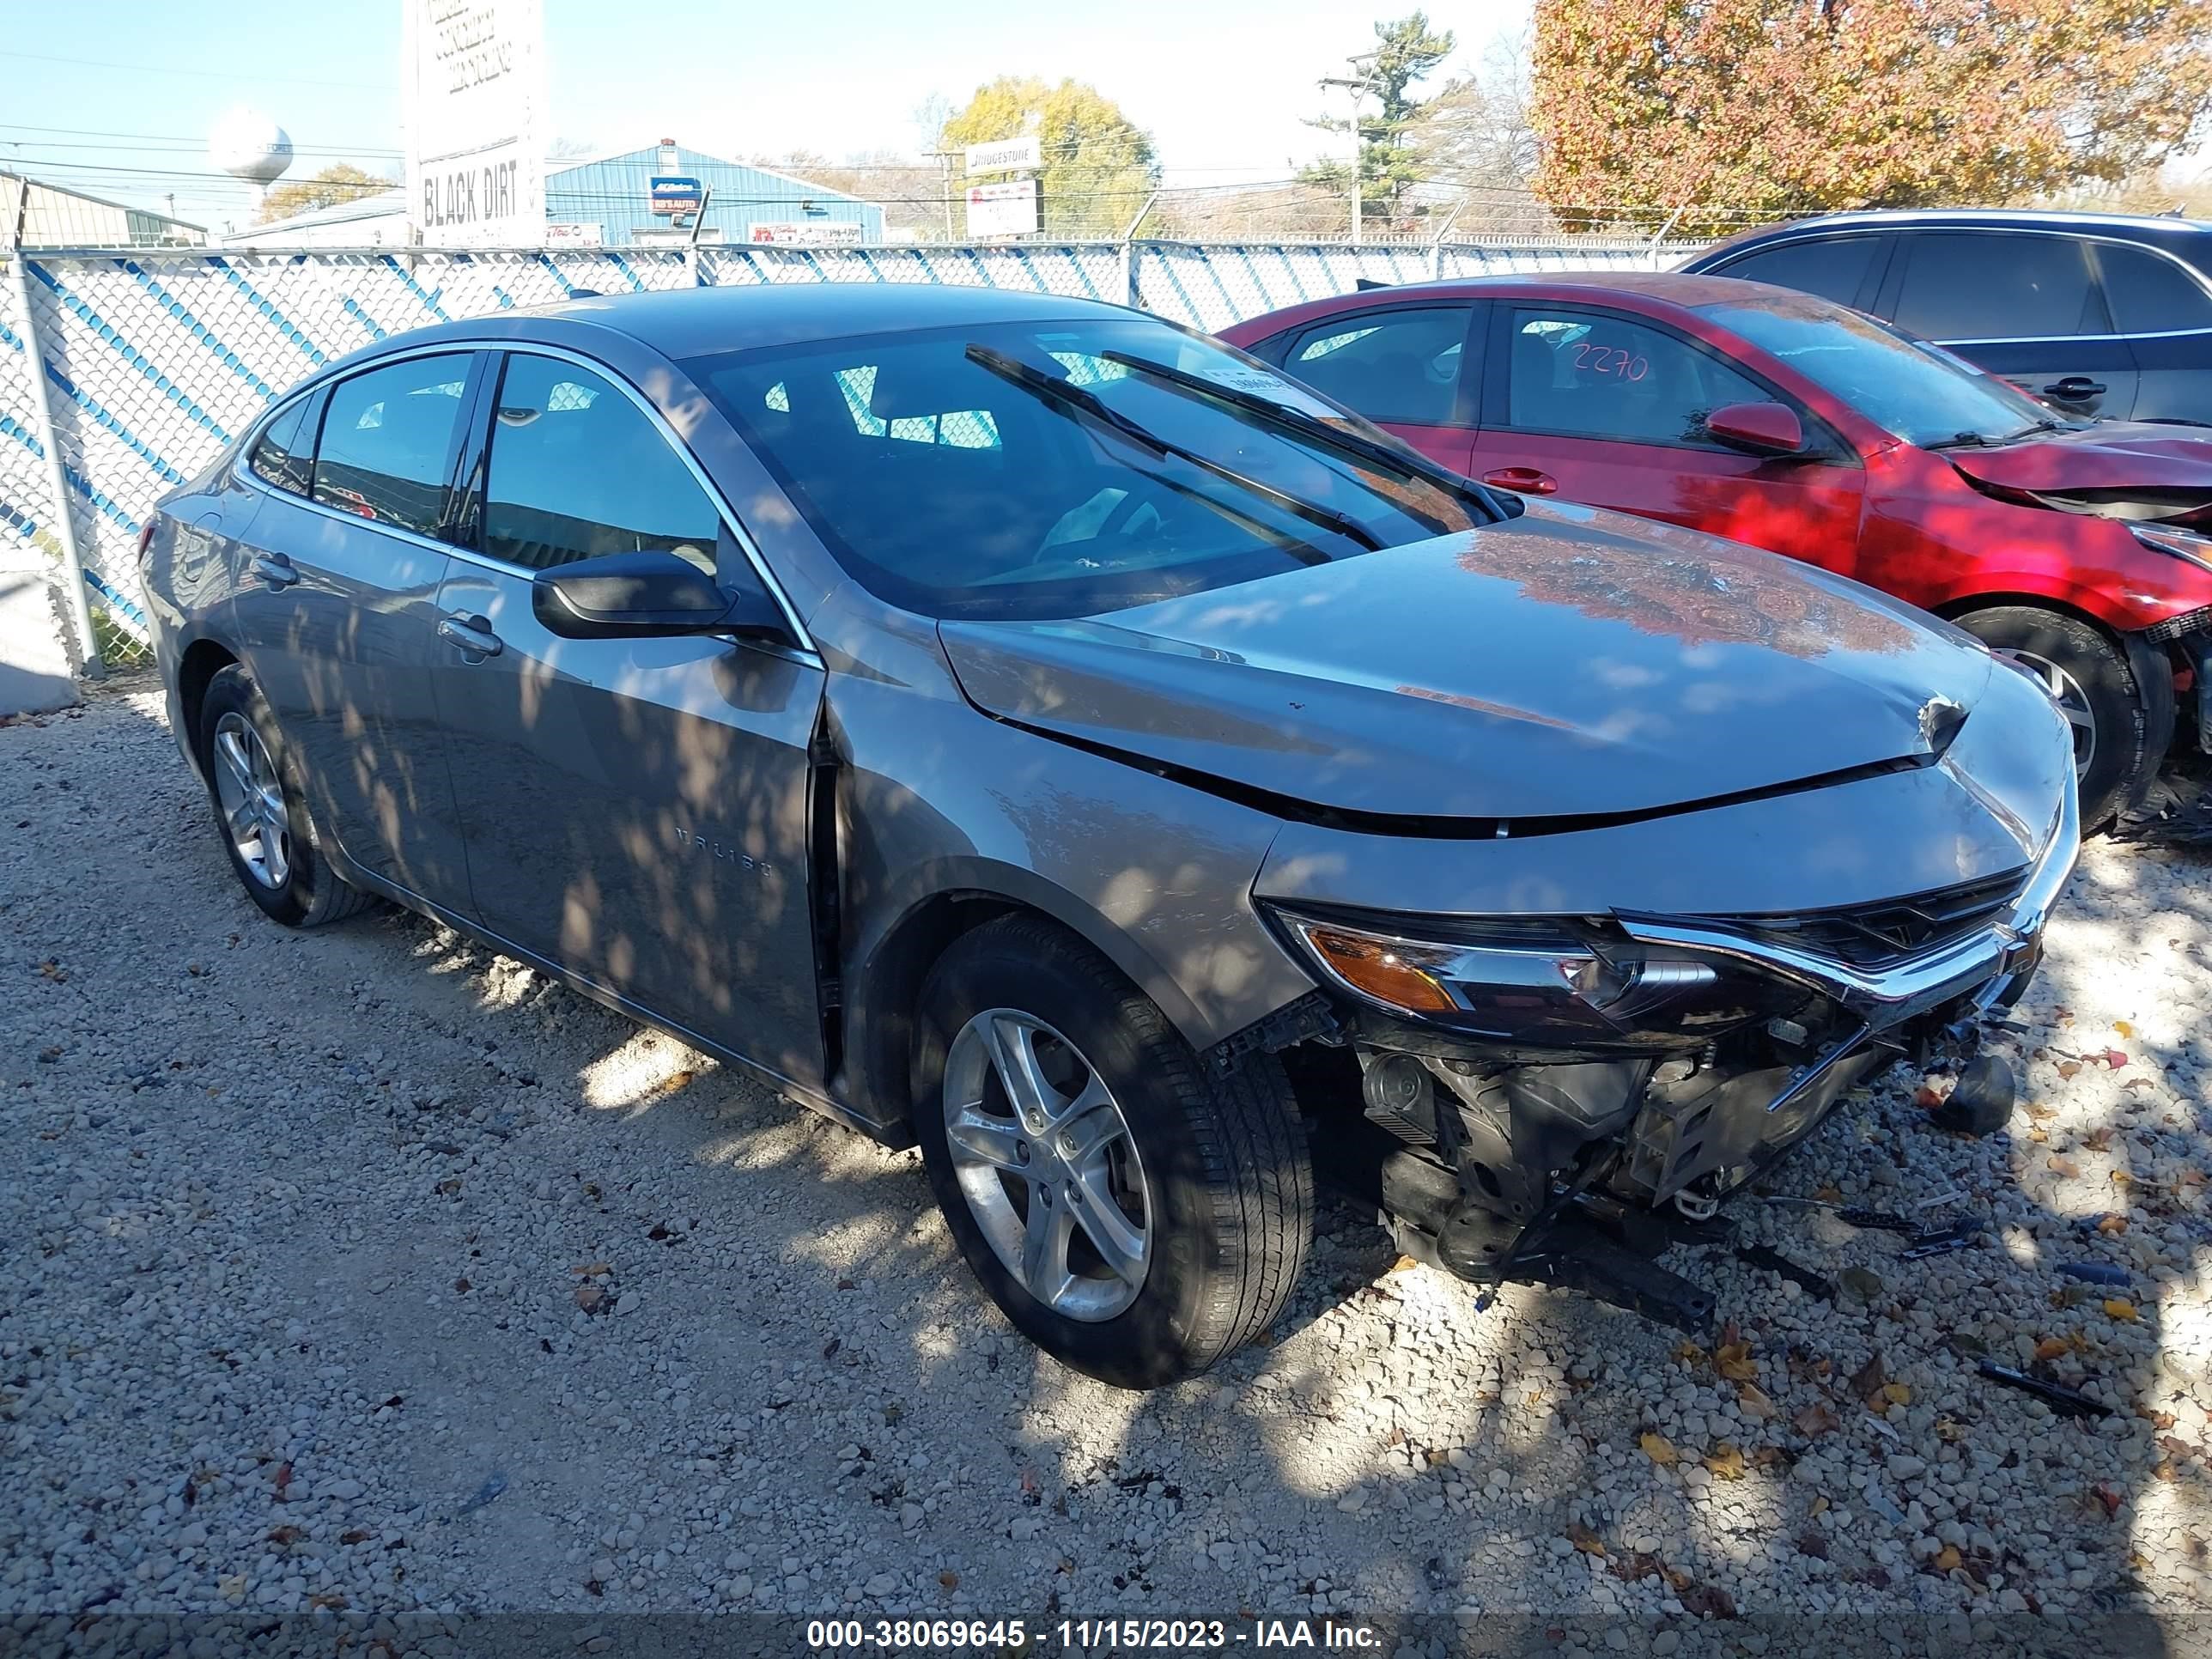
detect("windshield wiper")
(1095, 349), (1515, 522)
(965, 344), (1381, 552)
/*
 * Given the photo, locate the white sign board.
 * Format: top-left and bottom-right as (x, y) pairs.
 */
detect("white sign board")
(403, 0), (548, 247)
(964, 135), (1042, 175)
(749, 221), (865, 246)
(543, 221), (601, 247)
(966, 178), (1039, 240)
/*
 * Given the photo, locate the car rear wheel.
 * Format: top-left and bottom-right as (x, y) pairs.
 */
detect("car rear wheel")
(912, 915), (1311, 1389)
(1955, 605), (2153, 830)
(197, 665), (374, 928)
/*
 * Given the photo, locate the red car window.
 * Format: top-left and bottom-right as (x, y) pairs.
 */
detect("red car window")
(1284, 307), (1471, 425)
(1503, 309), (1767, 448)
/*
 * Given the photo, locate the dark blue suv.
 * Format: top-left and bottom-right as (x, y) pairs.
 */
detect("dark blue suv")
(1682, 209), (2212, 425)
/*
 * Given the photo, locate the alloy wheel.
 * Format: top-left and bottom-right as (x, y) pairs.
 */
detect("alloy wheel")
(940, 1008), (1152, 1322)
(1996, 647), (2095, 781)
(211, 712), (291, 890)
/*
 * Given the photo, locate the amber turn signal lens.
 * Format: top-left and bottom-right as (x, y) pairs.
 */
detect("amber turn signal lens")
(1301, 924), (1456, 1013)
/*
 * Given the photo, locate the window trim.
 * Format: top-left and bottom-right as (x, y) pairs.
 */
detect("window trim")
(304, 348), (483, 542)
(1480, 301), (1854, 463)
(1706, 231), (1894, 314)
(231, 338), (817, 657)
(1279, 302), (1485, 428)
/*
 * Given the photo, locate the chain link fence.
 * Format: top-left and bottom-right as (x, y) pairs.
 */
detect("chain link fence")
(0, 237), (1698, 671)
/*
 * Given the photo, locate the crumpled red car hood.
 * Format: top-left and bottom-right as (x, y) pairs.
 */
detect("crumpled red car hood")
(1947, 422), (2212, 522)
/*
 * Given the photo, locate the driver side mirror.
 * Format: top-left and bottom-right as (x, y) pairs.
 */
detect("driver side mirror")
(532, 550), (787, 642)
(1705, 401), (1808, 459)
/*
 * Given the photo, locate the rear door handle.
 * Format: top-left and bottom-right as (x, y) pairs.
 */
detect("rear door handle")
(2042, 377), (2106, 399)
(250, 551), (300, 588)
(438, 614), (503, 659)
(1480, 466), (1558, 496)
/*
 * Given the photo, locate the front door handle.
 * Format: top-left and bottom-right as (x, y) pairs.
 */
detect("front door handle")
(438, 614), (503, 659)
(1480, 466), (1559, 496)
(2043, 376), (2107, 400)
(250, 551), (300, 589)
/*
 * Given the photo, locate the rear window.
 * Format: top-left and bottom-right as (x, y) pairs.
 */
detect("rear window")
(2097, 243), (2212, 334)
(1711, 236), (1883, 309)
(248, 396), (313, 496)
(1283, 307), (1471, 425)
(312, 354), (472, 538)
(688, 318), (1477, 622)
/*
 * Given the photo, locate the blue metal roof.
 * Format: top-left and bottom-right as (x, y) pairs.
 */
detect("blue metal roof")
(544, 144), (884, 247)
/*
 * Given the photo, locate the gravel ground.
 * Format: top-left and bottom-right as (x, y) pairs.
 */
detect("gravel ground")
(4, 681), (2211, 1652)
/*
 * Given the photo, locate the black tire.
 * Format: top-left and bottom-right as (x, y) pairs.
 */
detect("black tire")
(1955, 605), (2154, 830)
(195, 665), (374, 929)
(911, 915), (1312, 1389)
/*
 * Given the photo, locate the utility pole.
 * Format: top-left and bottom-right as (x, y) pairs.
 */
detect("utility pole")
(1320, 57), (1382, 246)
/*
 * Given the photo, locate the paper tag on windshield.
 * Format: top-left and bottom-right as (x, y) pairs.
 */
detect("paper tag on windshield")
(1195, 362), (1335, 414)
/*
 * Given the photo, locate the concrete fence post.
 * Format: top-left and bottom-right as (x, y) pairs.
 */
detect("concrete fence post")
(3, 241), (102, 679)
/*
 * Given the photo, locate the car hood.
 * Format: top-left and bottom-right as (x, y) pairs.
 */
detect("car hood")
(1946, 422), (2212, 523)
(938, 501), (1996, 826)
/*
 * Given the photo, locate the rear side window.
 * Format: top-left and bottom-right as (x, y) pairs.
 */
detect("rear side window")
(2097, 243), (2212, 334)
(1712, 236), (1882, 308)
(1890, 233), (2100, 341)
(481, 354), (721, 573)
(1502, 309), (1769, 447)
(248, 397), (313, 495)
(313, 354), (472, 537)
(1283, 307), (1472, 424)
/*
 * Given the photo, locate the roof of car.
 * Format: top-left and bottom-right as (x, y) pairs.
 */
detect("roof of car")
(497, 282), (1131, 359)
(1214, 270), (1815, 338)
(1691, 207), (2212, 264)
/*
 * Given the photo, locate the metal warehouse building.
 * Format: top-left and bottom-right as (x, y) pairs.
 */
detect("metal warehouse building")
(224, 140), (884, 249)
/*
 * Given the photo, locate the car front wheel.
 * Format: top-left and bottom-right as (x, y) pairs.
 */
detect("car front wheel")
(912, 915), (1311, 1389)
(1955, 605), (2156, 830)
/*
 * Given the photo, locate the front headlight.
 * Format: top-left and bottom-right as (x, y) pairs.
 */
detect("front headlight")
(2132, 522), (2212, 573)
(1272, 908), (1813, 1050)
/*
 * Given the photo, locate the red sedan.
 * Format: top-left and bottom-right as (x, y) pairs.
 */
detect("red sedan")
(1221, 273), (2212, 826)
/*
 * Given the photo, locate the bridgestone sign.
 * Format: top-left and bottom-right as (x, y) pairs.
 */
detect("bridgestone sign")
(403, 0), (548, 247)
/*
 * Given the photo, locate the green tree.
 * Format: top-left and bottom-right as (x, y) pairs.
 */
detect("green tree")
(1303, 12), (1458, 231)
(942, 76), (1158, 239)
(1530, 0), (2212, 238)
(255, 164), (392, 225)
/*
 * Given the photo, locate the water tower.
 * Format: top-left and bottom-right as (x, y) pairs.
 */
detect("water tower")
(209, 108), (295, 210)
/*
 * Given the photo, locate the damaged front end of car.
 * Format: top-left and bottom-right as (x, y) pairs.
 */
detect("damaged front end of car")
(1250, 781), (2079, 1334)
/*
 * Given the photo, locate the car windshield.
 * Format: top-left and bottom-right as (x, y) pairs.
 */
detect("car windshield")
(685, 317), (1480, 621)
(1697, 293), (2062, 449)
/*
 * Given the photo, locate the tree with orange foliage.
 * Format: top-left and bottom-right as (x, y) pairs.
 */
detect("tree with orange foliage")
(1529, 0), (2212, 236)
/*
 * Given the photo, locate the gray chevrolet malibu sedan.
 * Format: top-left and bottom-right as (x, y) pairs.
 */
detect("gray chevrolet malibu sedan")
(140, 284), (2077, 1387)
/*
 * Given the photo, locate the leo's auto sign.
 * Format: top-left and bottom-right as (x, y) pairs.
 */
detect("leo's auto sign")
(403, 0), (548, 246)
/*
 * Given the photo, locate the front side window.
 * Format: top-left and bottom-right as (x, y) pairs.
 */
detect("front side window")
(1502, 309), (1768, 447)
(1889, 232), (2101, 341)
(1713, 236), (1883, 308)
(312, 354), (472, 537)
(1284, 307), (1472, 424)
(249, 396), (313, 496)
(481, 356), (720, 572)
(688, 318), (1480, 621)
(2096, 243), (2212, 335)
(1700, 291), (2058, 449)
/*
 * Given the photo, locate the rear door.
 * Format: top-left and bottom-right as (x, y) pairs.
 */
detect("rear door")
(1272, 303), (1485, 473)
(1879, 230), (2136, 420)
(1470, 302), (1867, 574)
(2092, 240), (2212, 425)
(226, 349), (482, 907)
(428, 347), (830, 1084)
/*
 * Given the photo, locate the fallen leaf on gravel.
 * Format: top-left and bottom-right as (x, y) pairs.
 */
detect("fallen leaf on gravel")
(2026, 1101), (2057, 1120)
(1567, 1522), (1607, 1557)
(1716, 1341), (1758, 1382)
(266, 1526), (301, 1545)
(453, 1278), (470, 1294)
(2094, 1485), (2124, 1518)
(2112, 1170), (2134, 1188)
(1793, 1401), (1839, 1437)
(1737, 1382), (1778, 1419)
(1639, 1431), (1680, 1468)
(1607, 1550), (1664, 1584)
(573, 1285), (605, 1314)
(1934, 1545), (1962, 1573)
(2100, 1214), (2129, 1236)
(2085, 1127), (2115, 1152)
(1811, 1495), (1830, 1516)
(339, 1529), (369, 1545)
(2104, 1298), (2140, 1322)
(572, 1263), (611, 1277)
(1673, 1340), (1707, 1368)
(938, 1571), (959, 1589)
(2034, 1337), (2070, 1361)
(1753, 1447), (1790, 1470)
(309, 1592), (347, 1611)
(1914, 1084), (1947, 1108)
(822, 1338), (841, 1361)
(1386, 1254), (1419, 1274)
(2048, 1156), (2081, 1176)
(1850, 1352), (1887, 1405)
(1814, 1183), (1844, 1204)
(1703, 1444), (1747, 1480)
(2106, 1050), (2130, 1070)
(2114, 1019), (2135, 1038)
(1881, 1382), (1913, 1407)
(2056, 1061), (2082, 1080)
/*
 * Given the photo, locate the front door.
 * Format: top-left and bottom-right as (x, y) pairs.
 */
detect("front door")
(429, 349), (830, 1085)
(1273, 302), (1484, 474)
(1472, 304), (1869, 579)
(225, 351), (481, 907)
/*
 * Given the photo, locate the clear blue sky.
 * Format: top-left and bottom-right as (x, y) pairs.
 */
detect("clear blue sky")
(0, 0), (1531, 234)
